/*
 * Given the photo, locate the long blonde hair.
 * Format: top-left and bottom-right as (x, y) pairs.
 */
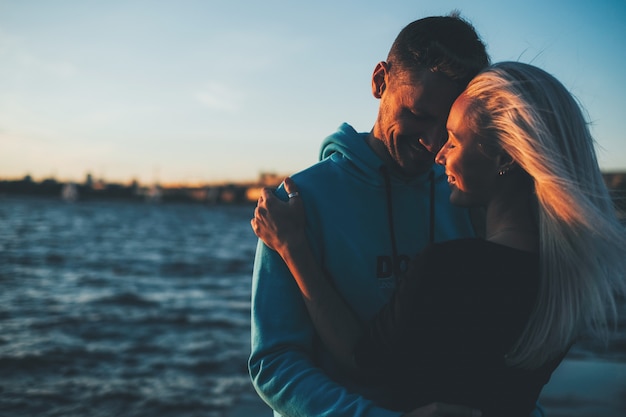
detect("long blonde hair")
(463, 62), (626, 369)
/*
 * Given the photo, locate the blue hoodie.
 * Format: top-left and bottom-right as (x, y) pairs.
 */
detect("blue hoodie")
(249, 123), (476, 416)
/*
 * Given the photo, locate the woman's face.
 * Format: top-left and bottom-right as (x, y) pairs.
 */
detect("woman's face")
(435, 94), (500, 207)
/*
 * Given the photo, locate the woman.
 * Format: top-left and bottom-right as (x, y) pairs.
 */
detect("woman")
(251, 62), (626, 416)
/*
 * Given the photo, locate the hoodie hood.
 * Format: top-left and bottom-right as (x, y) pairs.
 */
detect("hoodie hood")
(319, 122), (447, 186)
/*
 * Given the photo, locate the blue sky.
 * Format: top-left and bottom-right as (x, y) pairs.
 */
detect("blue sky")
(1, 0), (624, 185)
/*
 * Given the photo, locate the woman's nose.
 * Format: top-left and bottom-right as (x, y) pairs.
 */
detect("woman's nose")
(434, 146), (446, 166)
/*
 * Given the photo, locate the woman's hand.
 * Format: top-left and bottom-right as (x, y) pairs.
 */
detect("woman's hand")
(251, 177), (306, 253)
(252, 177), (363, 369)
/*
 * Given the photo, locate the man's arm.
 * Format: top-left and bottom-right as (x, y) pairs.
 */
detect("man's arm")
(249, 240), (403, 417)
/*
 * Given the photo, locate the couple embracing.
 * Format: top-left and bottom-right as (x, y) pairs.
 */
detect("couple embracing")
(249, 13), (626, 417)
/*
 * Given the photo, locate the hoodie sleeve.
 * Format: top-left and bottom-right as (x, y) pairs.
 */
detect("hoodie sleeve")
(249, 236), (402, 417)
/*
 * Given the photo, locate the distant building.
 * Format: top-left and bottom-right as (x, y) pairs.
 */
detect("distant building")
(61, 182), (78, 202)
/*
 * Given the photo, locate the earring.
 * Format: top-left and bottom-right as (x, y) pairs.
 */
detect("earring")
(498, 168), (508, 176)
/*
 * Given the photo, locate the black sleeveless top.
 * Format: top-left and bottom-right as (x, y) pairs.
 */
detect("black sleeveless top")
(354, 238), (563, 416)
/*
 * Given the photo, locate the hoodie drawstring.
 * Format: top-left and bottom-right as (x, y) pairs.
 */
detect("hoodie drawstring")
(429, 169), (435, 244)
(380, 166), (436, 280)
(380, 166), (400, 280)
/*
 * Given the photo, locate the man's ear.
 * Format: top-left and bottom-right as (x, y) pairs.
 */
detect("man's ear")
(372, 61), (389, 99)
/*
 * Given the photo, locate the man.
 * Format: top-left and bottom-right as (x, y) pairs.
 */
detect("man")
(250, 14), (491, 417)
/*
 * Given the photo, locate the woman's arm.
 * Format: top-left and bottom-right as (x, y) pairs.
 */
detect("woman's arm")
(251, 177), (363, 371)
(252, 178), (484, 417)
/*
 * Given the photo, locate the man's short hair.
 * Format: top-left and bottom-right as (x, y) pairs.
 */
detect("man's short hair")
(387, 13), (490, 90)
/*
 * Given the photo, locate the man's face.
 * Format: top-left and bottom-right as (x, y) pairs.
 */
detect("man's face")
(372, 65), (460, 176)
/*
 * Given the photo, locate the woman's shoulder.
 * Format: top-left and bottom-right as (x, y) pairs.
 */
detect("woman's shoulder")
(424, 238), (537, 261)
(413, 238), (539, 288)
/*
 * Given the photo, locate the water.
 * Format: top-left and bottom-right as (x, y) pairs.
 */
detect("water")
(0, 196), (257, 417)
(1, 196), (624, 417)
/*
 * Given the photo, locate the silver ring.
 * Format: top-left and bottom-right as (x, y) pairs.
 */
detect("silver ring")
(288, 191), (300, 199)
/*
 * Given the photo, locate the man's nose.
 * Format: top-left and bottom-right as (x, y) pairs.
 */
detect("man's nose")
(419, 135), (445, 154)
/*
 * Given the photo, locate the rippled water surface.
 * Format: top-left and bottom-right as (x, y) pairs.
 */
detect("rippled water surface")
(1, 196), (624, 417)
(0, 197), (257, 417)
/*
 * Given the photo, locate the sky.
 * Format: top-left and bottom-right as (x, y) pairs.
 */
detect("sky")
(1, 0), (625, 185)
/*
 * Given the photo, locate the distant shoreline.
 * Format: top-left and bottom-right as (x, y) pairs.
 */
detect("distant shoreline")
(2, 171), (625, 208)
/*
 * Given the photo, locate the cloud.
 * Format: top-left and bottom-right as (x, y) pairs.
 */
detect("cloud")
(195, 82), (242, 112)
(0, 29), (78, 79)
(42, 60), (78, 78)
